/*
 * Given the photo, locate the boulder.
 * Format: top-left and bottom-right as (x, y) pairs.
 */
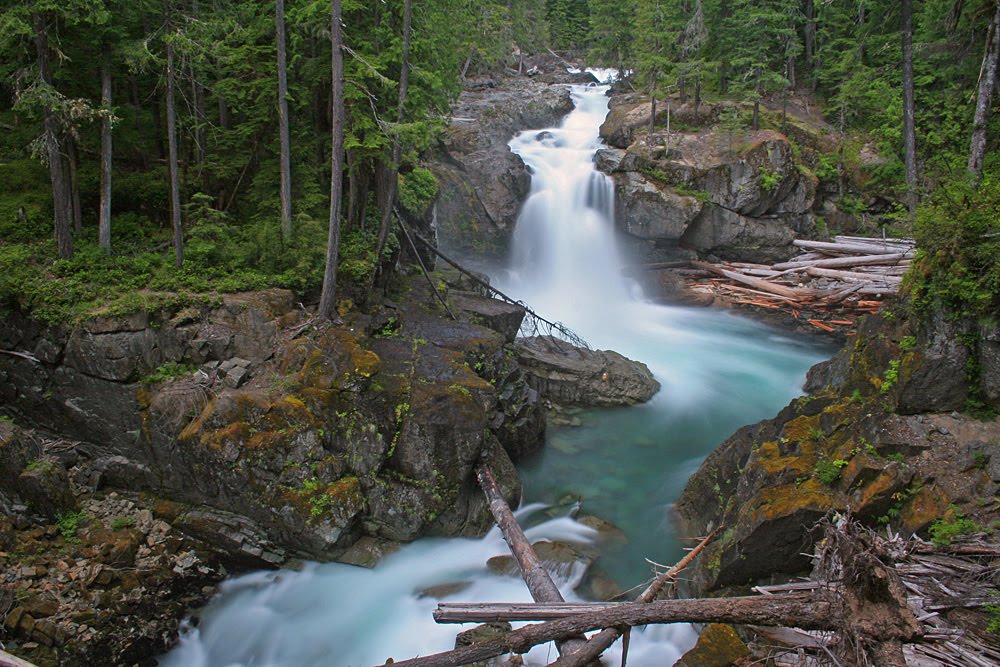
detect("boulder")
(680, 205), (804, 263)
(450, 292), (526, 344)
(675, 624), (751, 667)
(613, 172), (703, 241)
(515, 336), (659, 407)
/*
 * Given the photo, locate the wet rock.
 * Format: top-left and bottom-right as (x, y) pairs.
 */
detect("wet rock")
(17, 456), (76, 521)
(336, 536), (402, 568)
(487, 540), (596, 580)
(675, 623), (751, 667)
(450, 292), (526, 344)
(416, 581), (473, 599)
(613, 172), (703, 241)
(432, 77), (575, 258)
(515, 336), (659, 407)
(455, 622), (512, 667)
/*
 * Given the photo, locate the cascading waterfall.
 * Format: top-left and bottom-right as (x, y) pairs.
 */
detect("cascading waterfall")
(160, 74), (830, 667)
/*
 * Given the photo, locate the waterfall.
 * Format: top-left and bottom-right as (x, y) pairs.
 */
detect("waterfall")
(504, 85), (631, 321)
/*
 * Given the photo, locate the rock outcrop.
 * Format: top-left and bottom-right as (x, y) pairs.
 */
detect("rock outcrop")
(676, 308), (1000, 597)
(431, 77), (574, 259)
(514, 336), (660, 407)
(0, 285), (546, 568)
(598, 95), (835, 263)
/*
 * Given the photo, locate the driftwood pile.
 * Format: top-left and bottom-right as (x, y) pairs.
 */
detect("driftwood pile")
(685, 236), (915, 333)
(377, 503), (1000, 667)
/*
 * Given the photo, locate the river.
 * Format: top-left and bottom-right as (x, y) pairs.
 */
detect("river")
(160, 75), (830, 667)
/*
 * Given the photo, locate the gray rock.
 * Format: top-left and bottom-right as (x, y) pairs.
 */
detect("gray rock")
(515, 336), (660, 407)
(223, 366), (250, 388)
(613, 172), (703, 241)
(450, 292), (526, 343)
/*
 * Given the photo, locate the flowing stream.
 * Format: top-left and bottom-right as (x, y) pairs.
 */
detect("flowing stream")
(160, 77), (831, 667)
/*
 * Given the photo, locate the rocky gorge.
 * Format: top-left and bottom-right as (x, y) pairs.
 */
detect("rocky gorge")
(2, 62), (997, 667)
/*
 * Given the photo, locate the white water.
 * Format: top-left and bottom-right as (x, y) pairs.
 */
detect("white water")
(160, 507), (694, 667)
(161, 84), (829, 667)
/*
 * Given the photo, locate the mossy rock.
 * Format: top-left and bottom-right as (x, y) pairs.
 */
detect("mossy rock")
(675, 623), (751, 667)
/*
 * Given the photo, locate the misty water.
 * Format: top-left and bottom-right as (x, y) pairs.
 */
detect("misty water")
(160, 76), (831, 667)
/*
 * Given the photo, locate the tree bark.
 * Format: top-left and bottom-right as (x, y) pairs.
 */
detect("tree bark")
(380, 593), (836, 667)
(373, 0), (413, 268)
(164, 0), (183, 267)
(968, 0), (1000, 184)
(901, 0), (918, 220)
(476, 464), (589, 657)
(276, 0), (293, 240)
(100, 60), (113, 254)
(67, 138), (82, 234)
(752, 67), (761, 131)
(33, 12), (73, 260)
(318, 0), (345, 320)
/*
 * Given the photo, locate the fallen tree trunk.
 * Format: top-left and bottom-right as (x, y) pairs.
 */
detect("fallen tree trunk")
(379, 593), (837, 667)
(545, 525), (722, 667)
(691, 261), (811, 301)
(475, 463), (589, 657)
(0, 650), (39, 667)
(436, 603), (617, 623)
(792, 239), (904, 255)
(805, 266), (903, 283)
(772, 252), (912, 271)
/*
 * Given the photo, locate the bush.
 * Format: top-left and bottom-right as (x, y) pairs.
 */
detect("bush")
(909, 175), (1000, 319)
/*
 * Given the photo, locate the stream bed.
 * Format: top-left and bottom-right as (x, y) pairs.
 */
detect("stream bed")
(160, 77), (832, 667)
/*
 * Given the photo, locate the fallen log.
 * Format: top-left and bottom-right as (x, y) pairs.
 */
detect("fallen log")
(380, 593), (837, 667)
(0, 650), (39, 667)
(545, 526), (723, 667)
(834, 235), (914, 248)
(772, 252), (912, 271)
(792, 239), (904, 256)
(806, 266), (903, 283)
(436, 602), (619, 623)
(475, 464), (588, 656)
(691, 261), (811, 301)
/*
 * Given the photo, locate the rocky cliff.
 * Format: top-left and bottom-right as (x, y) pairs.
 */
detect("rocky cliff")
(676, 306), (1000, 596)
(0, 282), (547, 664)
(596, 96), (839, 264)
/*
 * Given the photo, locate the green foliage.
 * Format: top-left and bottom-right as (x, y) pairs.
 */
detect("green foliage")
(142, 361), (197, 384)
(899, 335), (917, 351)
(910, 175), (1000, 320)
(55, 510), (88, 543)
(110, 515), (136, 530)
(814, 458), (848, 485)
(758, 167), (781, 193)
(880, 359), (901, 394)
(928, 511), (980, 545)
(987, 594), (1000, 634)
(398, 168), (438, 216)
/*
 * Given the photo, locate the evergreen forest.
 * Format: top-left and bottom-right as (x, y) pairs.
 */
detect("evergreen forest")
(0, 0), (998, 321)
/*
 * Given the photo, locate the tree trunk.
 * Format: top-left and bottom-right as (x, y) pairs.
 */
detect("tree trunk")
(694, 77), (701, 113)
(902, 0), (918, 219)
(383, 593), (837, 667)
(752, 67), (761, 131)
(968, 0), (1000, 184)
(276, 0), (293, 240)
(189, 0), (206, 184)
(67, 137), (82, 234)
(373, 0), (413, 268)
(804, 0), (815, 74)
(32, 12), (73, 260)
(164, 0), (183, 267)
(475, 464), (590, 658)
(318, 0), (345, 321)
(100, 61), (113, 254)
(218, 94), (232, 130)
